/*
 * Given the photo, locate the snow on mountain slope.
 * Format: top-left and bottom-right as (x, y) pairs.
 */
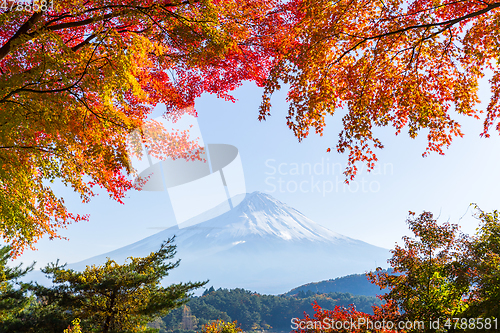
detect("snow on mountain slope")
(35, 192), (391, 294)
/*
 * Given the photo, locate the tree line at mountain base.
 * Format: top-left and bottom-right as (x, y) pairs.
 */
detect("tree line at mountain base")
(157, 288), (382, 333)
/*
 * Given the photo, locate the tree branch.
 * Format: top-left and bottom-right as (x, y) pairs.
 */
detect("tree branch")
(0, 11), (43, 61)
(332, 2), (500, 65)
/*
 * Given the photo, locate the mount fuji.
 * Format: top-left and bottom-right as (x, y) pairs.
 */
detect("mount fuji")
(67, 192), (390, 294)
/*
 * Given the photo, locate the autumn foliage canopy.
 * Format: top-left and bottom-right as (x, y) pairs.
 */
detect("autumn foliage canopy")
(0, 0), (279, 254)
(2, 0), (500, 252)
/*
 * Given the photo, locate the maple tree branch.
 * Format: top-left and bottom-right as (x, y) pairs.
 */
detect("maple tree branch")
(73, 1), (191, 15)
(45, 1), (194, 32)
(438, 28), (456, 68)
(46, 12), (123, 31)
(0, 36), (128, 133)
(377, 0), (474, 23)
(332, 2), (500, 65)
(71, 33), (98, 52)
(0, 1), (205, 63)
(0, 9), (147, 61)
(116, 27), (152, 34)
(69, 90), (129, 131)
(1, 64), (92, 98)
(0, 145), (62, 156)
(42, 1), (191, 28)
(0, 11), (43, 62)
(0, 99), (34, 120)
(0, 145), (43, 149)
(132, 7), (203, 53)
(390, 2), (500, 35)
(0, 38), (104, 103)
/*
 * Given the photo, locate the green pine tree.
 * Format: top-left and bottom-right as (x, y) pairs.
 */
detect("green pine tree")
(0, 245), (34, 322)
(17, 237), (207, 333)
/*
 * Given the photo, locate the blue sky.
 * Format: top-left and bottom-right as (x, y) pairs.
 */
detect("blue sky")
(12, 77), (500, 270)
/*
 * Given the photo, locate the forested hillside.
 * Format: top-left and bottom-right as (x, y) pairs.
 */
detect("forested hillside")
(155, 288), (382, 333)
(284, 270), (394, 297)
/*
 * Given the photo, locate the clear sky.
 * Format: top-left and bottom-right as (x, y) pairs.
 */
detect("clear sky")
(11, 76), (500, 270)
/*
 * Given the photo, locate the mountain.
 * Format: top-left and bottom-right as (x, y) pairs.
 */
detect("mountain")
(52, 192), (391, 295)
(284, 270), (395, 297)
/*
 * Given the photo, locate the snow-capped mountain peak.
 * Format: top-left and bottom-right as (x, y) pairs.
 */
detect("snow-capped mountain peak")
(195, 191), (346, 242)
(65, 191), (389, 294)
